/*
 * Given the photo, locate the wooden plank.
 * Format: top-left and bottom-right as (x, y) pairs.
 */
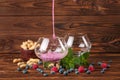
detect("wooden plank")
(0, 16), (119, 53)
(0, 53), (120, 80)
(0, 0), (119, 16)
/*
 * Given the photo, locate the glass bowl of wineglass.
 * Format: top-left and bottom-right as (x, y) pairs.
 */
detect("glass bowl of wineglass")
(34, 36), (68, 68)
(65, 33), (92, 66)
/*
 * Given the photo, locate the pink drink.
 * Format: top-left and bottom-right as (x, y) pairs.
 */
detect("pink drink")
(52, 0), (56, 39)
(38, 52), (67, 62)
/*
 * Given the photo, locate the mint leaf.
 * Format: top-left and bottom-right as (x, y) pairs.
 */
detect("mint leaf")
(60, 48), (74, 69)
(60, 48), (90, 69)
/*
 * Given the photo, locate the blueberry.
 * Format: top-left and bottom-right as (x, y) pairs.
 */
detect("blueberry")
(36, 68), (42, 72)
(97, 62), (102, 66)
(38, 61), (43, 65)
(63, 71), (68, 76)
(29, 65), (32, 69)
(86, 70), (91, 74)
(25, 65), (29, 70)
(67, 70), (71, 73)
(75, 71), (79, 74)
(70, 68), (74, 72)
(75, 69), (78, 72)
(17, 67), (21, 71)
(43, 73), (48, 77)
(59, 69), (64, 74)
(59, 66), (63, 69)
(22, 69), (28, 74)
(50, 71), (55, 74)
(40, 70), (44, 74)
(101, 70), (105, 74)
(102, 68), (107, 71)
(107, 64), (111, 68)
(84, 68), (88, 72)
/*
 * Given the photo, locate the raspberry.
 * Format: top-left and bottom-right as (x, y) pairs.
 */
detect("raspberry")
(78, 66), (84, 73)
(101, 63), (107, 68)
(51, 66), (58, 72)
(88, 65), (95, 72)
(32, 64), (38, 70)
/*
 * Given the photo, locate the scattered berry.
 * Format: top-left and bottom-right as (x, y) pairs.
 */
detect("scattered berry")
(50, 71), (55, 74)
(86, 70), (91, 74)
(25, 65), (29, 70)
(63, 71), (68, 76)
(78, 66), (84, 73)
(38, 61), (43, 65)
(70, 68), (74, 72)
(36, 68), (42, 72)
(29, 65), (32, 69)
(59, 69), (64, 74)
(22, 69), (28, 74)
(40, 70), (44, 74)
(101, 63), (107, 68)
(59, 66), (63, 69)
(88, 65), (95, 72)
(102, 68), (107, 71)
(17, 67), (21, 71)
(101, 70), (105, 74)
(51, 66), (58, 72)
(75, 71), (79, 74)
(32, 64), (38, 70)
(67, 70), (71, 73)
(43, 73), (48, 77)
(75, 69), (78, 72)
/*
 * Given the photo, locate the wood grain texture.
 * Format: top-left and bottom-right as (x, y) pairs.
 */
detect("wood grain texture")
(0, 0), (119, 16)
(0, 53), (120, 80)
(0, 16), (119, 53)
(0, 0), (120, 53)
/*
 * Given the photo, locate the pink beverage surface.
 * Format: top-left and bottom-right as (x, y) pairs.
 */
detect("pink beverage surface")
(39, 52), (67, 62)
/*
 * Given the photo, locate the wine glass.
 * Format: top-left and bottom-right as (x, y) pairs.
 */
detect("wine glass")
(34, 36), (68, 68)
(65, 33), (92, 56)
(64, 33), (92, 66)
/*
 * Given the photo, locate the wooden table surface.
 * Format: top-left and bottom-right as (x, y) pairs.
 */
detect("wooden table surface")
(0, 53), (119, 80)
(0, 0), (120, 80)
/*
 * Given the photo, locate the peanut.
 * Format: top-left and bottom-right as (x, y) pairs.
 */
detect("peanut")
(17, 62), (25, 66)
(13, 58), (23, 64)
(20, 64), (26, 69)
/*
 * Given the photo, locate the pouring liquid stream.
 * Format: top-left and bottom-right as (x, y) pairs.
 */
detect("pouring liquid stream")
(52, 0), (56, 39)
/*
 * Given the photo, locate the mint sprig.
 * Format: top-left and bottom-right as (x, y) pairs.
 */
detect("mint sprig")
(60, 48), (90, 69)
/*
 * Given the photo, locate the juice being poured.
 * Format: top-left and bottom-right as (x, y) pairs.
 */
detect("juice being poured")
(34, 0), (68, 62)
(52, 0), (56, 39)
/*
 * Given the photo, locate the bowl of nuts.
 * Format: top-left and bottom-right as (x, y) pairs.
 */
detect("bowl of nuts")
(20, 40), (37, 61)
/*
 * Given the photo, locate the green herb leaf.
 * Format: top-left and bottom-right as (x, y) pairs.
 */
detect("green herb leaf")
(60, 48), (90, 69)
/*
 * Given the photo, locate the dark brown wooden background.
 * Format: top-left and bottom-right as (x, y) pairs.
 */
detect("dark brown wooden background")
(0, 0), (120, 53)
